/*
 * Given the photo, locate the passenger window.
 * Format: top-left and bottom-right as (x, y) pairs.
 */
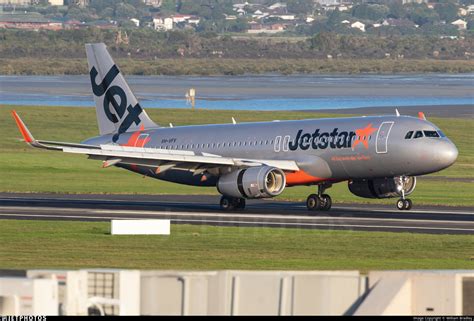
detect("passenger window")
(405, 131), (414, 139)
(414, 131), (423, 139)
(424, 131), (440, 138)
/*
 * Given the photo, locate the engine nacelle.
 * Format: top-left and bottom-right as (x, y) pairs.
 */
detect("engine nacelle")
(217, 166), (286, 199)
(348, 176), (416, 199)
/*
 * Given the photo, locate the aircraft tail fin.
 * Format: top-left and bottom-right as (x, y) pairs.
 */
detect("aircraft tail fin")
(85, 43), (158, 141)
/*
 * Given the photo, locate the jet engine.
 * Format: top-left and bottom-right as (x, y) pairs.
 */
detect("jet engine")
(217, 166), (286, 199)
(348, 176), (416, 199)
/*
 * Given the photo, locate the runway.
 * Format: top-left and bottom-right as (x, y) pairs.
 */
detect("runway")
(0, 193), (473, 235)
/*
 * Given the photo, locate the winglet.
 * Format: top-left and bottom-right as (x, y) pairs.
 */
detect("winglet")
(11, 110), (35, 143)
(418, 112), (426, 120)
(395, 108), (400, 117)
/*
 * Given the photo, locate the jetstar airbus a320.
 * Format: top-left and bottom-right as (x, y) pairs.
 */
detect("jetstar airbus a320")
(12, 43), (458, 212)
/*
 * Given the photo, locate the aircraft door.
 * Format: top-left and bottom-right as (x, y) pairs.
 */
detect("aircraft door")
(376, 121), (394, 154)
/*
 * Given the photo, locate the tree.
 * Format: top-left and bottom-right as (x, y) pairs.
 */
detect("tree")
(435, 3), (458, 23)
(115, 3), (137, 19)
(351, 4), (389, 21)
(388, 2), (405, 19)
(287, 0), (314, 14)
(405, 4), (440, 26)
(310, 31), (338, 53)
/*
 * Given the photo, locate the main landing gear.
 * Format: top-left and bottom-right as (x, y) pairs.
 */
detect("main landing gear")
(306, 184), (332, 212)
(220, 195), (246, 211)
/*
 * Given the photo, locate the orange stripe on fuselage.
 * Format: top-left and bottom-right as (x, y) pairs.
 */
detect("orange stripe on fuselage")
(285, 170), (327, 186)
(11, 110), (33, 143)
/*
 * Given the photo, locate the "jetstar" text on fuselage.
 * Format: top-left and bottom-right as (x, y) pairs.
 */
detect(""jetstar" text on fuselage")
(289, 128), (357, 151)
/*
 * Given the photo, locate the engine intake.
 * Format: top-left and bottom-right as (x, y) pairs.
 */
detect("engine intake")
(217, 166), (286, 199)
(348, 176), (416, 199)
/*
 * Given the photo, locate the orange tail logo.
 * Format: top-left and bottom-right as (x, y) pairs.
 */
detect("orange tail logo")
(353, 123), (377, 149)
(121, 125), (151, 147)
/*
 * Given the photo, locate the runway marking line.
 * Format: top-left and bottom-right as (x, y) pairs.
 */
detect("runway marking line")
(0, 213), (473, 233)
(0, 206), (473, 226)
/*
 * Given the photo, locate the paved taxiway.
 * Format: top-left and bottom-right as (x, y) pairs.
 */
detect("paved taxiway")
(0, 193), (473, 235)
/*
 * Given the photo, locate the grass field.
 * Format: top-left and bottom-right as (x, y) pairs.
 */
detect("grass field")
(1, 105), (473, 206)
(0, 220), (473, 271)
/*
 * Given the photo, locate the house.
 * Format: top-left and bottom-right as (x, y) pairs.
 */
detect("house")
(458, 8), (468, 16)
(48, 0), (64, 5)
(351, 21), (365, 32)
(337, 5), (349, 11)
(269, 14), (295, 21)
(247, 23), (286, 34)
(130, 18), (140, 27)
(451, 19), (467, 30)
(382, 18), (417, 28)
(341, 20), (350, 24)
(153, 17), (172, 30)
(170, 14), (192, 24)
(143, 0), (162, 7)
(268, 2), (287, 10)
(187, 17), (200, 25)
(0, 13), (63, 30)
(306, 16), (315, 23)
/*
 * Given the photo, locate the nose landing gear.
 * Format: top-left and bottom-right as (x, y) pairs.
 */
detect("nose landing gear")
(396, 198), (412, 210)
(306, 184), (332, 212)
(396, 176), (413, 210)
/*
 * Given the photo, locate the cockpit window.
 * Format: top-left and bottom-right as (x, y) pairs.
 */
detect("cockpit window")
(423, 130), (440, 138)
(414, 131), (424, 139)
(438, 130), (446, 137)
(405, 131), (414, 139)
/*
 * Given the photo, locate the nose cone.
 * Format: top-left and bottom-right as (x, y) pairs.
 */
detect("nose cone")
(437, 140), (458, 168)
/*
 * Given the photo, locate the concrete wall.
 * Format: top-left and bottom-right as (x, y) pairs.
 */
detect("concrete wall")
(354, 270), (474, 316)
(1, 269), (473, 315)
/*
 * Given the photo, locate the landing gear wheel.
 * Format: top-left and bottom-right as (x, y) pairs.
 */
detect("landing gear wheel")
(220, 196), (235, 211)
(403, 199), (412, 210)
(321, 194), (332, 211)
(396, 199), (405, 210)
(234, 198), (246, 210)
(306, 194), (321, 212)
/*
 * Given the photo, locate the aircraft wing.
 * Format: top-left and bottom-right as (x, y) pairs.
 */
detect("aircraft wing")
(12, 111), (299, 172)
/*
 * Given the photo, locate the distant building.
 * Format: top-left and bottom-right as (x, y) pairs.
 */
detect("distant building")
(143, 0), (161, 7)
(130, 18), (139, 27)
(351, 21), (365, 32)
(458, 8), (467, 16)
(402, 0), (427, 4)
(69, 0), (88, 7)
(451, 19), (467, 30)
(314, 0), (340, 6)
(268, 2), (286, 10)
(0, 0), (31, 5)
(382, 18), (417, 28)
(247, 23), (286, 34)
(0, 13), (62, 30)
(170, 14), (192, 24)
(269, 14), (295, 21)
(153, 17), (172, 30)
(48, 0), (63, 5)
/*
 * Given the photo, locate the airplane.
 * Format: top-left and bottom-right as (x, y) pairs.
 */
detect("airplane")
(11, 43), (458, 212)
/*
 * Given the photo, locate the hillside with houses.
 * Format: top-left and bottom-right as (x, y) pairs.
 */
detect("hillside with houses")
(0, 0), (473, 75)
(0, 0), (473, 36)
